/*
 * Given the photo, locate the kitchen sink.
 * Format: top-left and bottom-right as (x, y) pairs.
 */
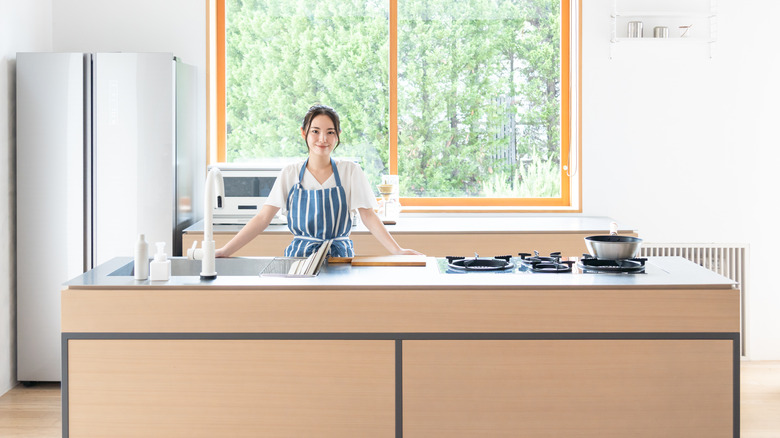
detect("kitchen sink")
(108, 257), (275, 277)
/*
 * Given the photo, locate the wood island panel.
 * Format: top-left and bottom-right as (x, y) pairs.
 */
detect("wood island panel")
(182, 231), (638, 257)
(403, 339), (733, 438)
(67, 339), (395, 438)
(61, 287), (739, 334)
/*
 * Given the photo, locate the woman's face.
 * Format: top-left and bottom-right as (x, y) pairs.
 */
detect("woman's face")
(302, 114), (338, 158)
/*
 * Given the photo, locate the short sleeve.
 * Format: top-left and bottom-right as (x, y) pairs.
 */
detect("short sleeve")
(265, 162), (303, 215)
(342, 161), (379, 212)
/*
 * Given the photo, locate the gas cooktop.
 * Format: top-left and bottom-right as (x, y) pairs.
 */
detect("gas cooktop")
(439, 252), (647, 275)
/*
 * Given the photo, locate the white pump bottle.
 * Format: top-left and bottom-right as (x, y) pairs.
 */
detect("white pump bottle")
(150, 241), (171, 281)
(134, 234), (149, 280)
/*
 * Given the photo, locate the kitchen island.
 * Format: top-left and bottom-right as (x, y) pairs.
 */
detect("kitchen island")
(62, 256), (738, 438)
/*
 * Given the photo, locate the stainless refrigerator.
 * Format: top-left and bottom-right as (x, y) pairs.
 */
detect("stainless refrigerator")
(16, 52), (203, 382)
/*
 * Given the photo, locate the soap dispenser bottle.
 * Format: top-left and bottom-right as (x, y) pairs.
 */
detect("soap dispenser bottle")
(149, 242), (171, 281)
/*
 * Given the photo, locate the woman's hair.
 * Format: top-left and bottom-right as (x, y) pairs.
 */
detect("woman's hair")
(302, 104), (341, 150)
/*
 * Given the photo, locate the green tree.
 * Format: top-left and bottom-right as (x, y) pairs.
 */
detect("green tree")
(225, 0), (561, 198)
(226, 0), (389, 182)
(397, 0), (560, 197)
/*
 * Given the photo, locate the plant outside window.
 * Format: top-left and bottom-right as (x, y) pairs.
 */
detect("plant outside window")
(223, 0), (568, 208)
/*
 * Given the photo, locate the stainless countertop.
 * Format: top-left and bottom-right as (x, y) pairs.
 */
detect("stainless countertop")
(65, 256), (735, 290)
(183, 215), (637, 235)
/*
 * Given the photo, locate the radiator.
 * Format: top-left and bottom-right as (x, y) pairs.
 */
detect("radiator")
(639, 243), (749, 356)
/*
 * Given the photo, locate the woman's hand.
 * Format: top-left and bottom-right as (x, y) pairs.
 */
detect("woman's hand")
(215, 247), (230, 258)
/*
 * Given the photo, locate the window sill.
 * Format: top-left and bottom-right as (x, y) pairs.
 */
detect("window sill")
(399, 205), (582, 214)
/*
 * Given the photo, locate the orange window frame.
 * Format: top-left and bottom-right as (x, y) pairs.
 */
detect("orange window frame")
(212, 0), (581, 211)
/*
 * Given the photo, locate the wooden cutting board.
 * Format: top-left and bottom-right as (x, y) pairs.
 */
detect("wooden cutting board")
(328, 256), (427, 266)
(326, 257), (353, 264)
(352, 255), (427, 266)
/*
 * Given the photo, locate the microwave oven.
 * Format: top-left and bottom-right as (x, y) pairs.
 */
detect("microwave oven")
(209, 162), (291, 225)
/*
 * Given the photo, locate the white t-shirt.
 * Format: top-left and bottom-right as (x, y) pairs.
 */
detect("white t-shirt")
(265, 159), (379, 216)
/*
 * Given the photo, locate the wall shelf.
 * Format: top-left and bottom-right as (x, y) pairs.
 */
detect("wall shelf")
(610, 0), (717, 59)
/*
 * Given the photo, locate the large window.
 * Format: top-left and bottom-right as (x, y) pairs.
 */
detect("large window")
(213, 0), (579, 210)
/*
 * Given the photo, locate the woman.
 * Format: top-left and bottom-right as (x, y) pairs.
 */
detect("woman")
(215, 104), (422, 258)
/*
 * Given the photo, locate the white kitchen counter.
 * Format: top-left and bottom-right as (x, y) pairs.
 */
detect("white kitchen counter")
(66, 256), (734, 290)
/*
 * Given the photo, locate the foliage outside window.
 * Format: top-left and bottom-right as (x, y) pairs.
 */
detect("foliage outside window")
(222, 0), (572, 208)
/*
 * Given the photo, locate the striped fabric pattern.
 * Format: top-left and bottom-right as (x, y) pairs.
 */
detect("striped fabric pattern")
(284, 158), (354, 258)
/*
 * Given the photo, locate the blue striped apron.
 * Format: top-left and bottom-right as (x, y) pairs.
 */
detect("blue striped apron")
(284, 158), (354, 258)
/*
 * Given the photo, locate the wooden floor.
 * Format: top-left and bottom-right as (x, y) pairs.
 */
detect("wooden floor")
(0, 361), (778, 437)
(0, 381), (60, 438)
(740, 361), (780, 437)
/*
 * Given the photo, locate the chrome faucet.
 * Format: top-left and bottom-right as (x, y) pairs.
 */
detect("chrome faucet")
(187, 167), (224, 279)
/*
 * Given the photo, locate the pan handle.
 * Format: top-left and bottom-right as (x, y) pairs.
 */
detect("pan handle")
(609, 222), (618, 236)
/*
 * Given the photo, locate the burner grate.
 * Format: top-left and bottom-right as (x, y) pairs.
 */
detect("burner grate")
(578, 255), (647, 273)
(446, 255), (515, 271)
(517, 251), (572, 273)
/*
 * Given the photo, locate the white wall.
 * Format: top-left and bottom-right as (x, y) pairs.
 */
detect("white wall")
(582, 0), (780, 359)
(0, 0), (52, 396)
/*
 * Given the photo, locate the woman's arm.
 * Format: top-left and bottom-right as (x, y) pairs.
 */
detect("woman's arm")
(358, 207), (423, 255)
(215, 204), (281, 257)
